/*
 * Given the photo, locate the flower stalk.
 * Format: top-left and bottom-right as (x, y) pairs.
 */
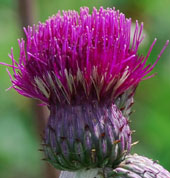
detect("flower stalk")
(59, 169), (101, 178)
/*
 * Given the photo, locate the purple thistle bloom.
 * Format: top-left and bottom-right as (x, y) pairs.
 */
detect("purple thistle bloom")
(5, 7), (168, 106)
(2, 7), (169, 170)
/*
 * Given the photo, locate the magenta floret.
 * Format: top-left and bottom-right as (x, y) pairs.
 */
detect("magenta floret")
(4, 7), (169, 105)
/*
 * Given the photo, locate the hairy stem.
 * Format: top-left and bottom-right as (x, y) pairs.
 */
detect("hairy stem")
(59, 169), (104, 178)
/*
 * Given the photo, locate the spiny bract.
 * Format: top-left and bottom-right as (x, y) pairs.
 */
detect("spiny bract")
(108, 154), (170, 178)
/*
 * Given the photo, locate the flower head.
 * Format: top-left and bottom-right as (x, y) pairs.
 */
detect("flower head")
(3, 7), (169, 171)
(6, 7), (168, 106)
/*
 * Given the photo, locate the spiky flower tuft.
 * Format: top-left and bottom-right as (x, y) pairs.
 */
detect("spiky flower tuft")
(3, 7), (169, 171)
(5, 7), (168, 106)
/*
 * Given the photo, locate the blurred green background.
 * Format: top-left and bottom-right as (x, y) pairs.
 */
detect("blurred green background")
(0, 0), (170, 177)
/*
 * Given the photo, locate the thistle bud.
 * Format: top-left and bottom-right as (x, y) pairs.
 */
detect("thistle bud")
(108, 154), (170, 178)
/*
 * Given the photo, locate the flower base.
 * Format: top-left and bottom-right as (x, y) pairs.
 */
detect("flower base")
(43, 102), (131, 170)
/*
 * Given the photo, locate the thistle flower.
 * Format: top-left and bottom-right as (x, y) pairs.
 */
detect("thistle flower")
(107, 154), (170, 177)
(3, 7), (168, 170)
